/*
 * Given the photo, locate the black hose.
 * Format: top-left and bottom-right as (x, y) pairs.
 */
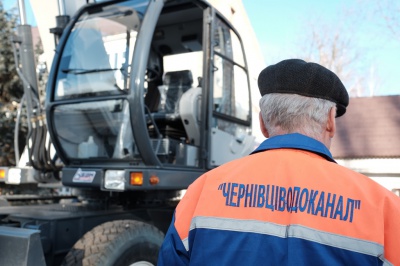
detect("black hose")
(14, 94), (25, 165)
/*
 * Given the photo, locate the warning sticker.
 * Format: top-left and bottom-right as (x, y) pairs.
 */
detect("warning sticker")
(72, 168), (96, 183)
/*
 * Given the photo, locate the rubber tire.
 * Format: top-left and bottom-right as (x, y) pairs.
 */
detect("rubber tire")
(62, 220), (165, 266)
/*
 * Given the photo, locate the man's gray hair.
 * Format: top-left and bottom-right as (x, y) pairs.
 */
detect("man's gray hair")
(259, 93), (336, 140)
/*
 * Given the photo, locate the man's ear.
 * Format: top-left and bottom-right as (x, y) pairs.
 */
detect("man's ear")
(259, 112), (269, 138)
(327, 107), (336, 138)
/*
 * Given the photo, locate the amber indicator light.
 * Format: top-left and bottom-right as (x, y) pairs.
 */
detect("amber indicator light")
(149, 175), (159, 185)
(130, 172), (143, 186)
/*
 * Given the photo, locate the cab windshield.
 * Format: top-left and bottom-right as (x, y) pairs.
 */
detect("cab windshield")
(51, 0), (149, 162)
(54, 0), (149, 100)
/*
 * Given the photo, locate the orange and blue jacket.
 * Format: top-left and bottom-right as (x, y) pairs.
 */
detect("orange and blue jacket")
(158, 133), (400, 265)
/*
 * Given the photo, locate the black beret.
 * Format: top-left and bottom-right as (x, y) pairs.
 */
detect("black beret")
(258, 59), (349, 117)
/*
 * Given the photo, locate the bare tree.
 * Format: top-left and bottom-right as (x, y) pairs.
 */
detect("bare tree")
(374, 0), (400, 42)
(297, 15), (372, 96)
(293, 3), (389, 97)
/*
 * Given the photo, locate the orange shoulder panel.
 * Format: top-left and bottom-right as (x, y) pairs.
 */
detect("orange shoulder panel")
(191, 149), (400, 246)
(173, 148), (400, 264)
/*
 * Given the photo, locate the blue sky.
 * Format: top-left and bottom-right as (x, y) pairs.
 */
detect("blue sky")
(242, 0), (400, 96)
(4, 0), (400, 96)
(243, 0), (343, 63)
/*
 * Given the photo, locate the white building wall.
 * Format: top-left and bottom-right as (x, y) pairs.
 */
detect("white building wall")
(336, 158), (400, 195)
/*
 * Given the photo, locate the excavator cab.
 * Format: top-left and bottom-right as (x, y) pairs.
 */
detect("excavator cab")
(0, 1), (258, 265)
(46, 0), (255, 191)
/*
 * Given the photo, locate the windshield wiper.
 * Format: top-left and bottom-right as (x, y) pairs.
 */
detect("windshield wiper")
(62, 68), (121, 75)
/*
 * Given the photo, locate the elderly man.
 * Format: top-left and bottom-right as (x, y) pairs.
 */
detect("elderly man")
(158, 59), (400, 265)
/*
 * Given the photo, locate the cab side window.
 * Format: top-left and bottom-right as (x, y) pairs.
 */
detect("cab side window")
(212, 18), (251, 134)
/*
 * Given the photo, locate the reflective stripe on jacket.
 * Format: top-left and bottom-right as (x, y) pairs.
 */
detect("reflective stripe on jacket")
(158, 133), (400, 265)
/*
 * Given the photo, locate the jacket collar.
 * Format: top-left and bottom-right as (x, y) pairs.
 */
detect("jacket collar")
(251, 133), (336, 163)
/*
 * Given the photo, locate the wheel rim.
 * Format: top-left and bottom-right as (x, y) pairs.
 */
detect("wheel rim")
(130, 262), (154, 266)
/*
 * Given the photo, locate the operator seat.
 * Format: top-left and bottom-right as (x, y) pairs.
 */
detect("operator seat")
(163, 70), (193, 113)
(154, 70), (194, 140)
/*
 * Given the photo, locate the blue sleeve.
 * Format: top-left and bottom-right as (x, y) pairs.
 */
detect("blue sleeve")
(157, 214), (190, 265)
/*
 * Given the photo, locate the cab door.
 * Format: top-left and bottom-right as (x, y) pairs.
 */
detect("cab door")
(205, 9), (255, 168)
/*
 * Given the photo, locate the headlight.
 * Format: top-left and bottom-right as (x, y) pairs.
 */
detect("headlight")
(104, 170), (125, 191)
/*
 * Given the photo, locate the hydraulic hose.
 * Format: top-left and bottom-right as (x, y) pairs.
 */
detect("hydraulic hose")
(13, 94), (25, 165)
